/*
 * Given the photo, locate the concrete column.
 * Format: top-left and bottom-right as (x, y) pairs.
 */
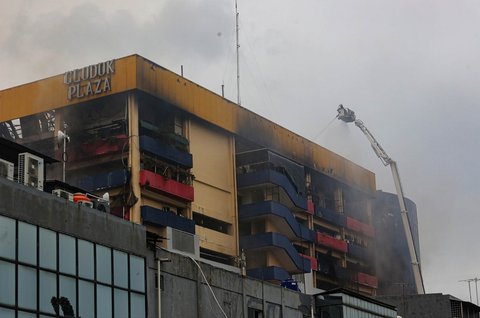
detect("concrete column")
(127, 93), (142, 223)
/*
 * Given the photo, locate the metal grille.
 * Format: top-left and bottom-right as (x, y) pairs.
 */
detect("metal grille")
(171, 228), (195, 254)
(451, 300), (462, 318)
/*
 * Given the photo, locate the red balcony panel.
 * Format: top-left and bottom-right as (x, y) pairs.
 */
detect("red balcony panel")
(139, 170), (194, 202)
(362, 223), (375, 237)
(355, 272), (378, 288)
(346, 217), (375, 237)
(300, 254), (318, 271)
(307, 200), (314, 215)
(316, 232), (348, 253)
(81, 134), (128, 157)
(346, 217), (362, 232)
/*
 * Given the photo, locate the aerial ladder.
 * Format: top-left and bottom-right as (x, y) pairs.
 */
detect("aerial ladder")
(336, 105), (425, 294)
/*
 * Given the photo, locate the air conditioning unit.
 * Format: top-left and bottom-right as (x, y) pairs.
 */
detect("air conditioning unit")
(52, 189), (74, 202)
(0, 158), (14, 181)
(18, 152), (44, 191)
(166, 227), (199, 257)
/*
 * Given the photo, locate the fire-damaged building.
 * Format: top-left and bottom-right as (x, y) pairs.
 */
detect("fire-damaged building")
(0, 54), (381, 299)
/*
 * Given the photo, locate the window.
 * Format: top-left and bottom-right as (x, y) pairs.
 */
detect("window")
(39, 228), (56, 270)
(193, 212), (231, 234)
(18, 222), (37, 265)
(0, 215), (147, 318)
(59, 234), (76, 275)
(0, 215), (15, 259)
(0, 261), (15, 305)
(96, 244), (112, 284)
(130, 255), (145, 292)
(78, 239), (94, 279)
(248, 307), (264, 318)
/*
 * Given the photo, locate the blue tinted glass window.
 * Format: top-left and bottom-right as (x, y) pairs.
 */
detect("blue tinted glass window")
(96, 284), (112, 318)
(0, 308), (15, 318)
(114, 289), (128, 318)
(18, 265), (37, 310)
(39, 270), (57, 314)
(78, 280), (94, 318)
(39, 228), (56, 270)
(0, 215), (15, 260)
(78, 239), (94, 279)
(0, 261), (15, 305)
(59, 234), (76, 275)
(96, 245), (112, 284)
(18, 222), (37, 265)
(131, 292), (146, 318)
(130, 255), (145, 292)
(18, 312), (36, 318)
(113, 250), (128, 288)
(60, 275), (77, 315)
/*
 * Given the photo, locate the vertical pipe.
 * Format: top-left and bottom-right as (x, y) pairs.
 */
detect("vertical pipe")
(476, 279), (479, 305)
(235, 0), (241, 105)
(62, 132), (66, 183)
(157, 259), (161, 318)
(181, 65), (184, 77)
(127, 93), (141, 223)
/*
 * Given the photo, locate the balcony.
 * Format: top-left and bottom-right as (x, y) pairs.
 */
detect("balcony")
(237, 170), (307, 210)
(76, 169), (128, 192)
(239, 201), (314, 242)
(315, 206), (347, 227)
(307, 200), (314, 215)
(346, 217), (375, 237)
(141, 206), (195, 234)
(316, 232), (348, 253)
(247, 266), (290, 282)
(354, 272), (378, 288)
(240, 232), (311, 273)
(139, 170), (194, 202)
(347, 243), (373, 261)
(139, 135), (193, 169)
(80, 134), (128, 158)
(300, 254), (318, 271)
(236, 149), (306, 196)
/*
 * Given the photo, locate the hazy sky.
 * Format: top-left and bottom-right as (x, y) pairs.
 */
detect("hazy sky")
(2, 0), (480, 302)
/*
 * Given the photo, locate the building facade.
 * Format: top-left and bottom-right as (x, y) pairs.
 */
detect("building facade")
(373, 190), (421, 296)
(0, 55), (379, 295)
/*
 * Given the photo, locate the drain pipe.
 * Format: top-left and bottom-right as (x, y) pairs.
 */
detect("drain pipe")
(157, 257), (171, 318)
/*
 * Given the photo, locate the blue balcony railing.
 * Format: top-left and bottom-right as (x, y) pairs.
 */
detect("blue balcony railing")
(239, 201), (314, 242)
(141, 206), (195, 234)
(139, 135), (193, 169)
(237, 170), (307, 210)
(240, 232), (310, 273)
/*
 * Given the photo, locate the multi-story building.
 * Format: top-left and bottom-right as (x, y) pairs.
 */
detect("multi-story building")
(0, 54), (378, 295)
(373, 190), (421, 296)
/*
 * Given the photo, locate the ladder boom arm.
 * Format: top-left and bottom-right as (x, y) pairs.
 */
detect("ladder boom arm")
(337, 105), (425, 294)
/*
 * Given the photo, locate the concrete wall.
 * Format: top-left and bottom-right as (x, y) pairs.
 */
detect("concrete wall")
(377, 294), (452, 318)
(147, 249), (313, 318)
(0, 177), (147, 255)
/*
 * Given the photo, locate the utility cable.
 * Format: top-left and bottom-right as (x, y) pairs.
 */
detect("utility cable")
(187, 255), (229, 318)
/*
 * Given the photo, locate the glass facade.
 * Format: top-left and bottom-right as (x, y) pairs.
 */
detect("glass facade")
(0, 215), (146, 318)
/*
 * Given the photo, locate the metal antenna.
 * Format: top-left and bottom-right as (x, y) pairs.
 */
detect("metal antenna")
(235, 0), (241, 105)
(460, 278), (480, 304)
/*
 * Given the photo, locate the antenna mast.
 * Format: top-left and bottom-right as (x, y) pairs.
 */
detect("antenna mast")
(235, 0), (241, 105)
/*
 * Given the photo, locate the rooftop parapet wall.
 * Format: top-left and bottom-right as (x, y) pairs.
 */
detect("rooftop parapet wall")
(0, 177), (147, 255)
(0, 54), (375, 194)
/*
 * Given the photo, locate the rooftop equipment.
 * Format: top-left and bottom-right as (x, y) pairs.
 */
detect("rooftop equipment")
(18, 152), (44, 191)
(336, 104), (425, 294)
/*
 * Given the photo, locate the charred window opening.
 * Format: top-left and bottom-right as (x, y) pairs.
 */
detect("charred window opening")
(200, 248), (234, 265)
(193, 212), (231, 235)
(138, 94), (189, 153)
